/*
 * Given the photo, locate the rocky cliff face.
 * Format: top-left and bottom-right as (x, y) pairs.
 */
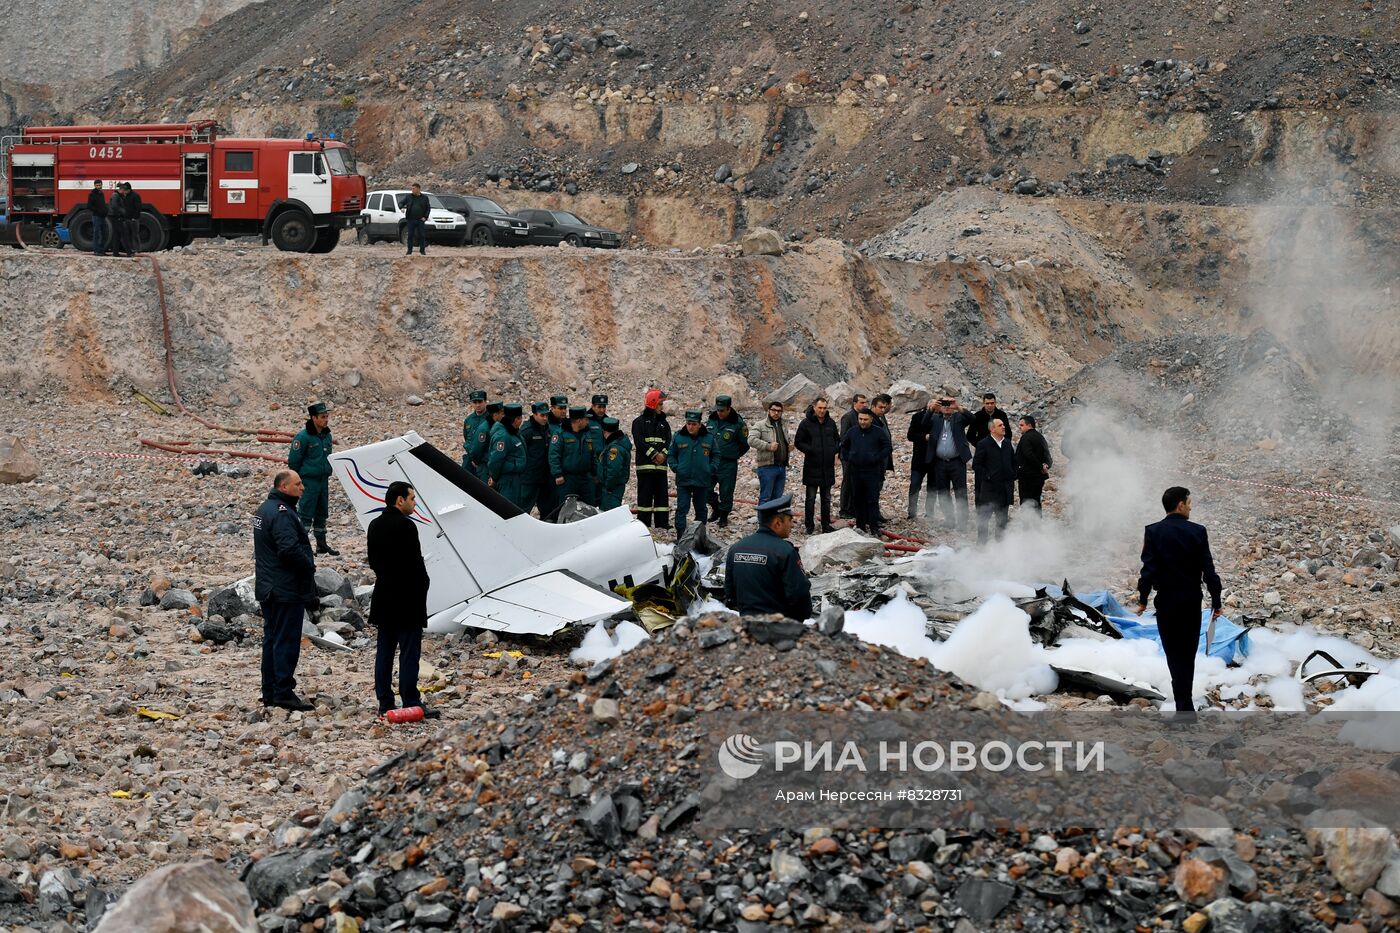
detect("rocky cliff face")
(0, 0), (257, 115)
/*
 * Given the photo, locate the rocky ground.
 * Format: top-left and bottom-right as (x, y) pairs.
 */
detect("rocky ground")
(1, 373), (1398, 928)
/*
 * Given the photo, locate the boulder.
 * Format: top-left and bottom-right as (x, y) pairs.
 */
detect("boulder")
(824, 381), (857, 411)
(1305, 813), (1396, 894)
(0, 435), (39, 484)
(1389, 525), (1400, 551)
(94, 860), (257, 933)
(314, 568), (354, 599)
(739, 226), (783, 257)
(886, 380), (932, 413)
(800, 528), (884, 572)
(196, 618), (243, 645)
(766, 374), (821, 411)
(1174, 857), (1229, 905)
(158, 589), (198, 611)
(1306, 812), (1394, 890)
(704, 372), (760, 412)
(243, 848), (336, 909)
(207, 576), (259, 620)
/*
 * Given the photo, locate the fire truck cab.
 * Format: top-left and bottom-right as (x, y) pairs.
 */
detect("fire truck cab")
(2, 121), (366, 253)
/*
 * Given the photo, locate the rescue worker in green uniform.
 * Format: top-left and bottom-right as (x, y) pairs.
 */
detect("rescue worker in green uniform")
(287, 401), (338, 555)
(586, 394), (609, 504)
(667, 409), (714, 536)
(547, 394), (569, 429)
(706, 395), (750, 528)
(595, 416), (632, 511)
(520, 401), (556, 518)
(462, 390), (489, 471)
(549, 406), (598, 505)
(487, 403), (529, 509)
(477, 401), (504, 481)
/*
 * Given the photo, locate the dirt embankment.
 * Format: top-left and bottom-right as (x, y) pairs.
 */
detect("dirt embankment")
(0, 239), (1161, 406)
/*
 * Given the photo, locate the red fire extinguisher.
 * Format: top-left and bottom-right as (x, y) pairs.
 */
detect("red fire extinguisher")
(384, 706), (424, 724)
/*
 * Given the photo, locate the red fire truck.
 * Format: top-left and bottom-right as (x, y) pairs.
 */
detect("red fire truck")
(2, 121), (366, 252)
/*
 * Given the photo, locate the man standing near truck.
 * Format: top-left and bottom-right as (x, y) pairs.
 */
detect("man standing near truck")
(117, 182), (143, 255)
(87, 180), (110, 256)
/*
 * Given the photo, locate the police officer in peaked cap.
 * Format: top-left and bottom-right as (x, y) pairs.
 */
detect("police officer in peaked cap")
(723, 493), (813, 621)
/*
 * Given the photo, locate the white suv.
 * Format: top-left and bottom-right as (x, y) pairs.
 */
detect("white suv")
(358, 190), (467, 246)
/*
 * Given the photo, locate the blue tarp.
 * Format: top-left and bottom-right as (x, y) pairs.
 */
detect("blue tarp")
(1040, 586), (1251, 662)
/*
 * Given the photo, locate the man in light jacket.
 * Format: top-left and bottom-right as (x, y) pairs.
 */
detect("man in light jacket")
(751, 400), (790, 506)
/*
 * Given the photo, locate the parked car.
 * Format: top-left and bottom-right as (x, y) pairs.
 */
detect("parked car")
(434, 194), (532, 246)
(516, 208), (623, 249)
(359, 190), (468, 246)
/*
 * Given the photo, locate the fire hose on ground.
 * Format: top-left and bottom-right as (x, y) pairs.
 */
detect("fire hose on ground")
(137, 255), (292, 463)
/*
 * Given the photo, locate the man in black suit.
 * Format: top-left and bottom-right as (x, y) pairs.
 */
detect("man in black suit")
(367, 481), (440, 719)
(837, 393), (868, 519)
(965, 392), (1013, 448)
(916, 396), (975, 530)
(972, 418), (1016, 543)
(1137, 486), (1224, 723)
(1014, 415), (1053, 512)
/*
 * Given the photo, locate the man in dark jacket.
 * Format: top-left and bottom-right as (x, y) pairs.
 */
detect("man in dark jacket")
(973, 419), (1017, 543)
(520, 402), (556, 518)
(287, 401), (338, 555)
(837, 393), (868, 518)
(966, 392), (1013, 448)
(253, 471), (317, 711)
(706, 396), (750, 528)
(87, 180), (110, 256)
(631, 389), (671, 528)
(1014, 415), (1053, 512)
(794, 398), (839, 534)
(596, 417), (632, 510)
(840, 409), (890, 535)
(403, 183), (430, 255)
(667, 410), (713, 536)
(918, 396), (974, 530)
(724, 493), (812, 620)
(906, 408), (934, 521)
(550, 406), (598, 505)
(367, 481), (439, 718)
(1137, 487), (1224, 723)
(112, 182), (141, 256)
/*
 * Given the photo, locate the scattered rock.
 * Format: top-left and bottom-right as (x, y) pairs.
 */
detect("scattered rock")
(93, 859), (256, 933)
(158, 588), (198, 611)
(955, 878), (1014, 922)
(739, 226), (783, 257)
(0, 434), (40, 483)
(765, 373), (821, 410)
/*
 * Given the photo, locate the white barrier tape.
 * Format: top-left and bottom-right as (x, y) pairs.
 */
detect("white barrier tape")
(41, 445), (225, 465)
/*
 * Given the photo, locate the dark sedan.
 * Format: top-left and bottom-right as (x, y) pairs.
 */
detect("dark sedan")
(516, 209), (623, 249)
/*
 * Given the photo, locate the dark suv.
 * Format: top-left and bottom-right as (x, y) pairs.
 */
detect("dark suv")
(435, 195), (532, 246)
(516, 209), (623, 249)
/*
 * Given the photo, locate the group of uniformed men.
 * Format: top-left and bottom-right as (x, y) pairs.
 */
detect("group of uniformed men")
(460, 391), (633, 514)
(457, 387), (758, 534)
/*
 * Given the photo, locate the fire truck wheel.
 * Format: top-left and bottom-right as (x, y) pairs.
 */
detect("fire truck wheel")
(270, 211), (316, 252)
(309, 227), (341, 254)
(470, 225), (496, 247)
(40, 228), (63, 249)
(137, 213), (169, 252)
(356, 227), (372, 246)
(69, 210), (102, 252)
